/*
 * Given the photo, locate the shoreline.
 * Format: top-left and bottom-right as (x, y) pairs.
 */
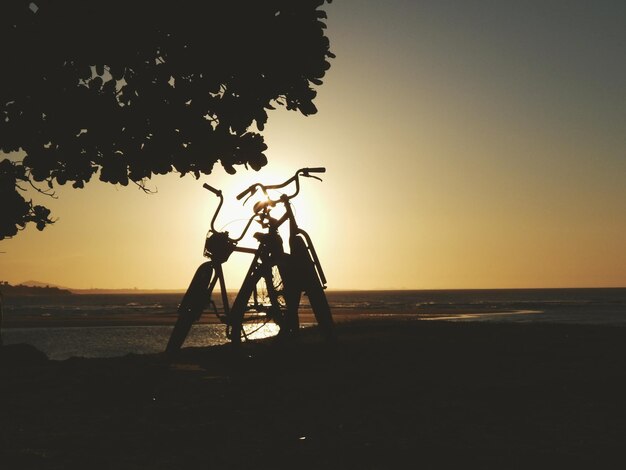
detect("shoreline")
(3, 318), (626, 467)
(2, 284), (626, 465)
(1, 310), (414, 329)
(1, 308), (540, 329)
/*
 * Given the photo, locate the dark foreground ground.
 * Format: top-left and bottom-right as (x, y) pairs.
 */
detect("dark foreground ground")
(2, 319), (626, 469)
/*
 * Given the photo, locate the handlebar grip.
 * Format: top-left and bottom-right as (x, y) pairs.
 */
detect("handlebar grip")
(203, 183), (221, 196)
(304, 167), (326, 173)
(236, 185), (254, 201)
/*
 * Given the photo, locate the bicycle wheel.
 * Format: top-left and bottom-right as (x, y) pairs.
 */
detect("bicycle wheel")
(166, 262), (214, 353)
(305, 268), (335, 343)
(291, 236), (335, 342)
(226, 258), (288, 343)
(243, 262), (289, 339)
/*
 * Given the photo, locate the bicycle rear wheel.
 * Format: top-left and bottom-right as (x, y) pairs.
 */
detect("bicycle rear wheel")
(291, 236), (335, 342)
(166, 261), (214, 353)
(229, 259), (288, 343)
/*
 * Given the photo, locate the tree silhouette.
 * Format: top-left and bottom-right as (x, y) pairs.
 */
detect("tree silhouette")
(0, 0), (333, 239)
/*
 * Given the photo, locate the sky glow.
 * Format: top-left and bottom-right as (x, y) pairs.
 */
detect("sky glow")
(1, 1), (625, 289)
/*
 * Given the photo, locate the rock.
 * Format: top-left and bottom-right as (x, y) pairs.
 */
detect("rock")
(0, 343), (49, 368)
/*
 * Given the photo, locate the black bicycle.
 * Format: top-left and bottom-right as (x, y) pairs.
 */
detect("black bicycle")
(166, 167), (334, 352)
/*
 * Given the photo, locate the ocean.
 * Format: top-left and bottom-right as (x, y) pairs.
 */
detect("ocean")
(2, 288), (625, 360)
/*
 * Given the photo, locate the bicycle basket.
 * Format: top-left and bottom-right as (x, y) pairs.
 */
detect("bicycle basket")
(204, 232), (235, 263)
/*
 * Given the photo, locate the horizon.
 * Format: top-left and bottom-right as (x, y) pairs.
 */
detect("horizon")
(5, 279), (625, 293)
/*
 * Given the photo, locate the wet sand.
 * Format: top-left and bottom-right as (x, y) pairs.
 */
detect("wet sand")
(2, 317), (626, 468)
(1, 309), (411, 328)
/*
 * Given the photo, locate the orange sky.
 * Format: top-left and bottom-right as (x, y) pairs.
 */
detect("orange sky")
(1, 1), (625, 289)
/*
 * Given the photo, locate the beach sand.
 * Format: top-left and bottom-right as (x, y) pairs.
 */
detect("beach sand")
(2, 316), (626, 468)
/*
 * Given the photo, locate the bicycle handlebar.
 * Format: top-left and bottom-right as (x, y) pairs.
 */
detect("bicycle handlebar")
(203, 183), (222, 197)
(203, 183), (224, 233)
(302, 167), (326, 174)
(236, 167), (325, 203)
(236, 185), (256, 201)
(203, 166), (326, 242)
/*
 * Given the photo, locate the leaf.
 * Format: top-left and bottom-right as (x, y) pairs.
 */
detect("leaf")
(110, 66), (125, 81)
(78, 65), (92, 80)
(89, 76), (103, 91)
(299, 100), (318, 116)
(103, 79), (116, 94)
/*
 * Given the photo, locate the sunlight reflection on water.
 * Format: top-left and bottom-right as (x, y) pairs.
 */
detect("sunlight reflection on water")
(243, 321), (281, 340)
(3, 322), (284, 361)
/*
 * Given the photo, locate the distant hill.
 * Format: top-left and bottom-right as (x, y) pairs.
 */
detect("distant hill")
(20, 280), (71, 290)
(0, 282), (72, 297)
(9, 280), (185, 295)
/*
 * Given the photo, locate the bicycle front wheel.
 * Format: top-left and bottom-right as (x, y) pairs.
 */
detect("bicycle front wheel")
(166, 261), (214, 353)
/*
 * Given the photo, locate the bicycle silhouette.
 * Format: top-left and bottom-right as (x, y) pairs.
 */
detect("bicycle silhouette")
(166, 168), (334, 352)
